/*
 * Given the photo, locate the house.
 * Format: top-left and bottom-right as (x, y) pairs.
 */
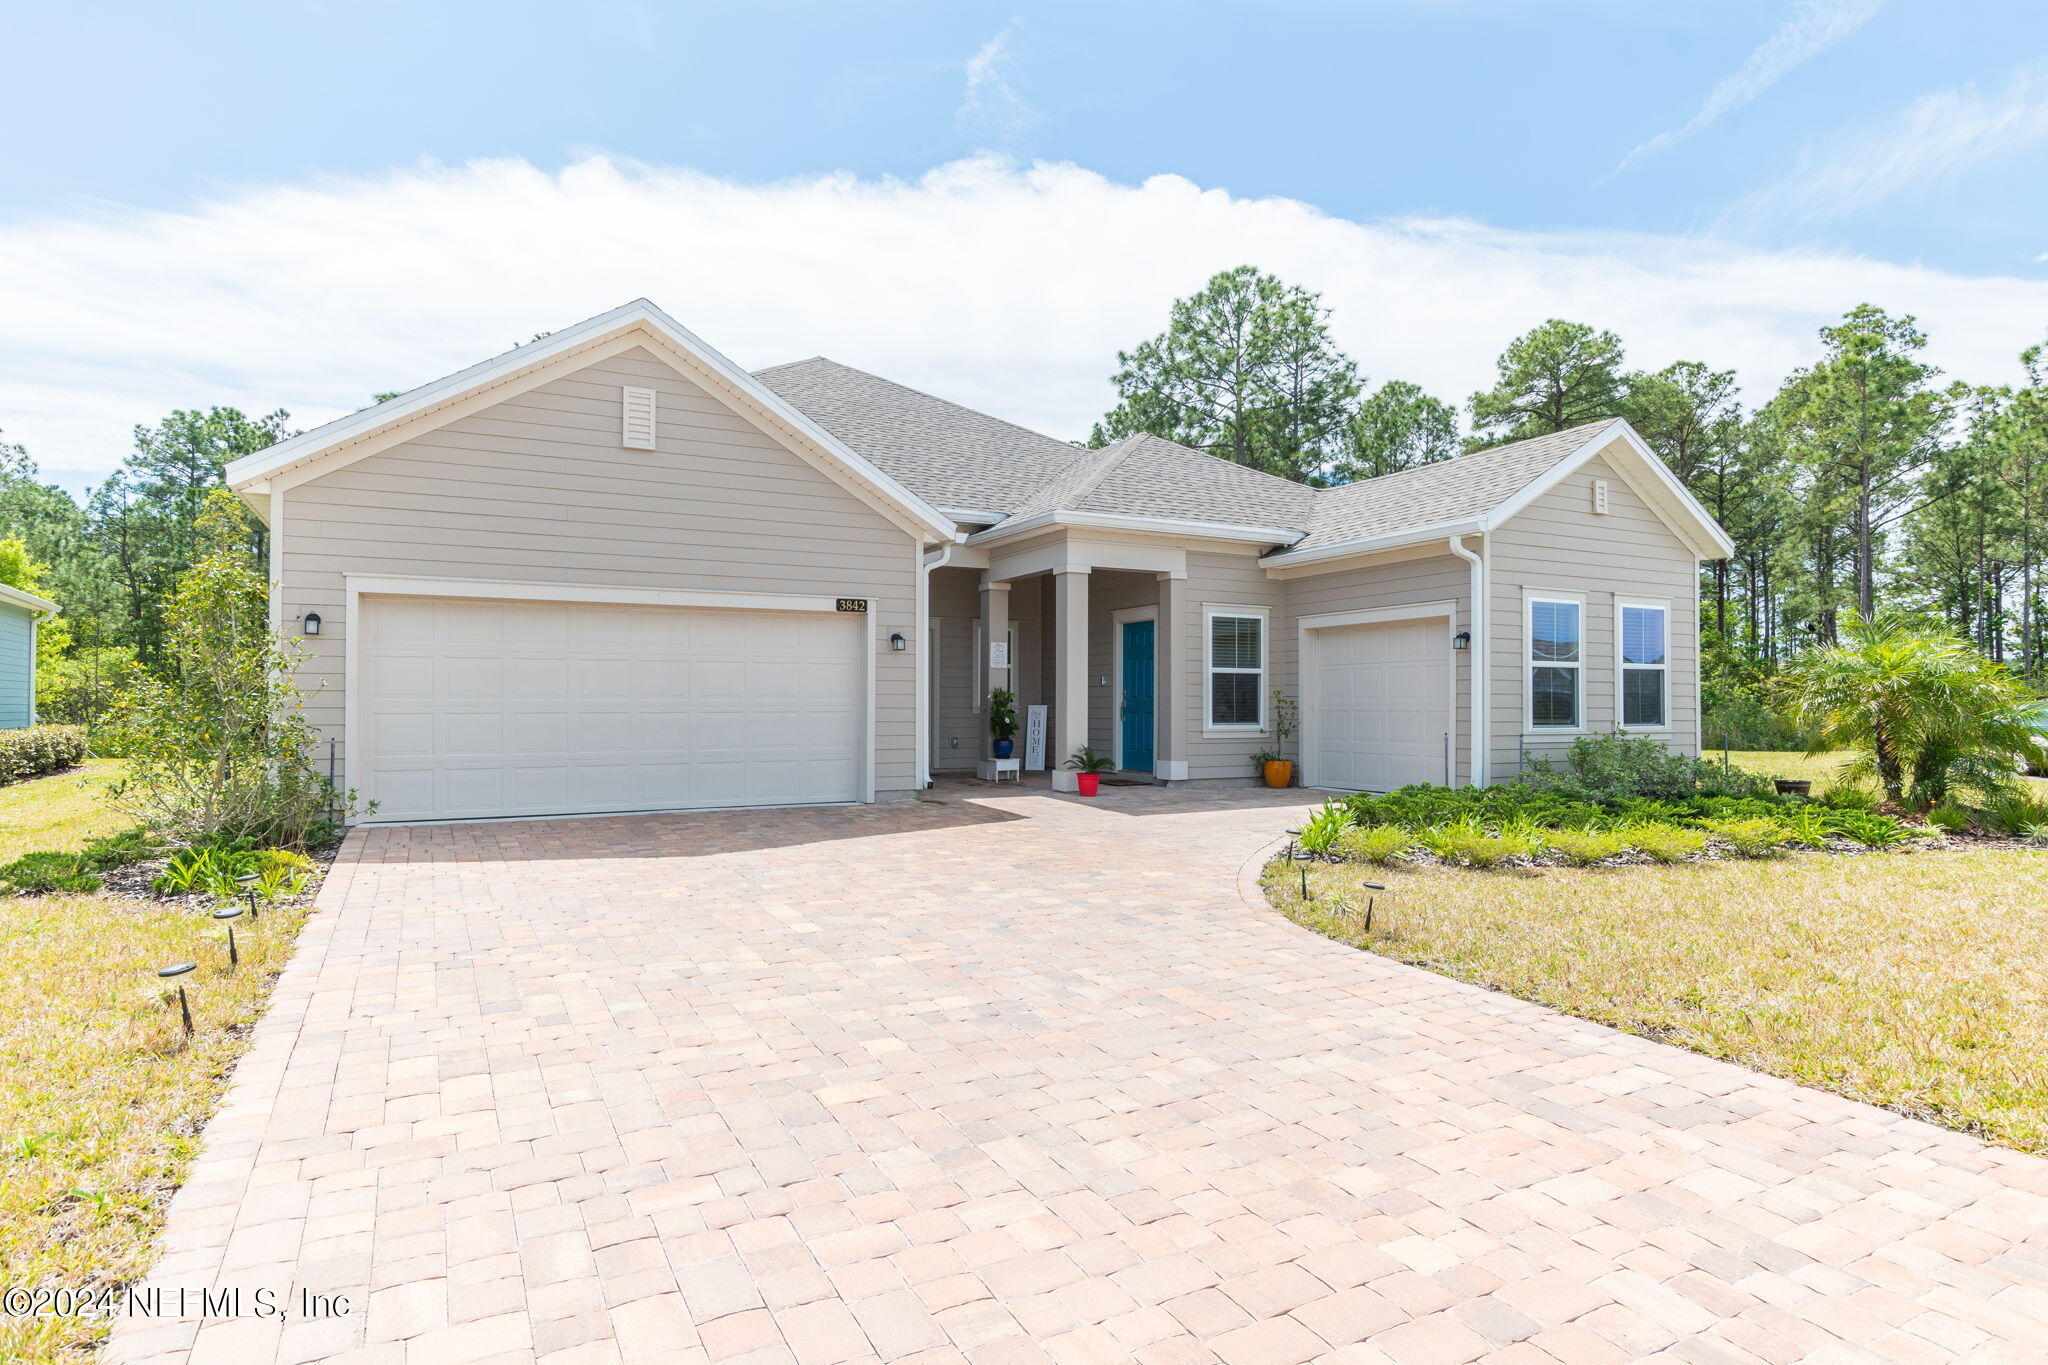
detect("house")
(225, 300), (1733, 824)
(0, 584), (59, 729)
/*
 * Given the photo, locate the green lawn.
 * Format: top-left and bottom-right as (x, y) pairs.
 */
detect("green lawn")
(0, 764), (319, 1363)
(1269, 752), (2048, 1155)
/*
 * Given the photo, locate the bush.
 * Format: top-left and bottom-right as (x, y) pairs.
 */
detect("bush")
(0, 724), (87, 784)
(110, 492), (351, 849)
(152, 844), (314, 900)
(1826, 811), (1919, 848)
(1333, 825), (1416, 865)
(1518, 732), (1770, 802)
(1296, 800), (1355, 855)
(1696, 816), (1790, 857)
(1542, 828), (1632, 865)
(1977, 790), (2048, 838)
(1418, 821), (1540, 867)
(0, 851), (101, 895)
(1626, 823), (1711, 863)
(1926, 803), (1975, 834)
(1816, 783), (1879, 811)
(1702, 691), (1812, 752)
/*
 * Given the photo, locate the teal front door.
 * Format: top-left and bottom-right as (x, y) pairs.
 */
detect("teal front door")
(1120, 619), (1155, 771)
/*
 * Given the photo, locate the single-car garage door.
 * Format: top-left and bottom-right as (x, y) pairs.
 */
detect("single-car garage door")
(359, 595), (864, 822)
(1308, 616), (1451, 792)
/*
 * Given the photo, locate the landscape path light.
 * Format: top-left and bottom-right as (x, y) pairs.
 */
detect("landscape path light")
(235, 871), (260, 922)
(213, 905), (244, 968)
(1361, 882), (1386, 932)
(158, 962), (197, 1034)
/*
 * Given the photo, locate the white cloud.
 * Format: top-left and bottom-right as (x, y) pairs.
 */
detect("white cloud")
(2, 154), (2045, 490)
(1616, 0), (1885, 173)
(955, 25), (1038, 147)
(1724, 57), (2048, 231)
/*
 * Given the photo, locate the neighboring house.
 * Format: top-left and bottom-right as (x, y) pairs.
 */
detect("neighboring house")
(0, 584), (59, 729)
(225, 300), (1733, 824)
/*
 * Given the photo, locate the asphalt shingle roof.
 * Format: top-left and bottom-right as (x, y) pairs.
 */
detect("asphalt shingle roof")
(754, 356), (1620, 554)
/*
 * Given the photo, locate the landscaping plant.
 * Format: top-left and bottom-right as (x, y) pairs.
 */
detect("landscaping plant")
(1332, 824), (1415, 865)
(1782, 613), (2048, 807)
(1295, 799), (1354, 854)
(0, 724), (87, 785)
(106, 491), (349, 850)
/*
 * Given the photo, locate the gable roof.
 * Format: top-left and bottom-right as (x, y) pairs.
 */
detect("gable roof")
(752, 357), (1092, 517)
(992, 433), (1316, 533)
(224, 301), (960, 542)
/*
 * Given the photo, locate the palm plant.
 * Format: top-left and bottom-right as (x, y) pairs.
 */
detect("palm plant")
(1782, 613), (2047, 807)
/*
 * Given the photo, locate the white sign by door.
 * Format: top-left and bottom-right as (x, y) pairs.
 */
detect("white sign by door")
(989, 640), (1010, 669)
(1024, 704), (1048, 770)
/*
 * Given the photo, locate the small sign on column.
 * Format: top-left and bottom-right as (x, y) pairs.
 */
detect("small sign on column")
(1024, 704), (1048, 770)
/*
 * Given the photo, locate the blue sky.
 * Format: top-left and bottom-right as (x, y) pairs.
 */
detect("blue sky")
(3, 0), (2046, 492)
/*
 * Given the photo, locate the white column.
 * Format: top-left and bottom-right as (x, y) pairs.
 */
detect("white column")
(978, 579), (1011, 775)
(1052, 568), (1090, 792)
(1155, 571), (1188, 782)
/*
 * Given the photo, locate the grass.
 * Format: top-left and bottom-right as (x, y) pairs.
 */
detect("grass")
(0, 765), (318, 1363)
(1704, 747), (2048, 795)
(1270, 761), (2048, 1154)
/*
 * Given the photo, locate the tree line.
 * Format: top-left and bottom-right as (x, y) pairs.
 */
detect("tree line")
(3, 275), (2042, 744)
(1093, 267), (2048, 740)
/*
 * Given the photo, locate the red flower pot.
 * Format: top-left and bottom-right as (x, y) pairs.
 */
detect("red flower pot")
(1076, 773), (1100, 797)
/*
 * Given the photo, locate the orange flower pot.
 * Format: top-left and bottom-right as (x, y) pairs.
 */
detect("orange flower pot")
(1262, 760), (1293, 789)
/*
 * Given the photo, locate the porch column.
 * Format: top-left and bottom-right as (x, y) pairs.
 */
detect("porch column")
(979, 579), (1011, 766)
(1155, 571), (1188, 781)
(1052, 568), (1090, 792)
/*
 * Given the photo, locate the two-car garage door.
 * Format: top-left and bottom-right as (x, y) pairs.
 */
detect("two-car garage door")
(1307, 615), (1452, 793)
(360, 595), (864, 823)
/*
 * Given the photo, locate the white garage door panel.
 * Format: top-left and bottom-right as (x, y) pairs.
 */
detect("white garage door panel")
(361, 596), (864, 821)
(1310, 617), (1451, 793)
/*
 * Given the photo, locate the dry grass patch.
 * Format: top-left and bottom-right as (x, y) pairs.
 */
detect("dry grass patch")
(0, 759), (128, 862)
(1268, 846), (2048, 1154)
(0, 766), (319, 1363)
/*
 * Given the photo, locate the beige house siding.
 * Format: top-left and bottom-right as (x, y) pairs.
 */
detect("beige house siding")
(1276, 550), (1475, 788)
(1486, 445), (1702, 777)
(1183, 549), (1289, 782)
(277, 345), (924, 801)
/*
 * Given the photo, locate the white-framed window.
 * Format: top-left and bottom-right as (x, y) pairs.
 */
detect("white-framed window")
(1619, 600), (1669, 729)
(1526, 595), (1583, 730)
(1205, 606), (1267, 729)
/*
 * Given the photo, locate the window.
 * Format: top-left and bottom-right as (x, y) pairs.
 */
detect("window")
(1206, 611), (1265, 727)
(1620, 603), (1668, 728)
(1527, 597), (1581, 728)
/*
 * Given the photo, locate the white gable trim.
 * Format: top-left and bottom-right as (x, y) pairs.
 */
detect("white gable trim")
(1484, 420), (1736, 560)
(226, 299), (961, 543)
(0, 583), (59, 615)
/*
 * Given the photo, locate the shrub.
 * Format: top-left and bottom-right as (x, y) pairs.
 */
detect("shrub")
(1926, 803), (1975, 835)
(1419, 821), (1540, 867)
(109, 492), (351, 849)
(1976, 790), (2048, 838)
(1296, 800), (1355, 855)
(152, 844), (314, 900)
(1696, 816), (1790, 857)
(1824, 811), (1917, 848)
(1333, 825), (1415, 865)
(0, 851), (101, 895)
(0, 724), (87, 784)
(1815, 783), (1878, 811)
(1542, 828), (1632, 865)
(1518, 732), (1770, 802)
(1625, 822), (1711, 863)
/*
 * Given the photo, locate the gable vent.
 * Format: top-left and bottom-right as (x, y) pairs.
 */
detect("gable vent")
(1591, 478), (1609, 515)
(621, 386), (658, 450)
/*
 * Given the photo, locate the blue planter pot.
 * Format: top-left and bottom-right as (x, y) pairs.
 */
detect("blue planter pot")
(992, 739), (1014, 758)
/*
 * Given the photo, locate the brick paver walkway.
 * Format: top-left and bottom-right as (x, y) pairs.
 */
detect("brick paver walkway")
(108, 785), (2048, 1364)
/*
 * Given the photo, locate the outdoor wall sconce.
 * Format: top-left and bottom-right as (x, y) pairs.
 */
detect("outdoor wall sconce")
(1452, 631), (1471, 650)
(890, 632), (907, 652)
(302, 612), (321, 636)
(158, 962), (197, 1034)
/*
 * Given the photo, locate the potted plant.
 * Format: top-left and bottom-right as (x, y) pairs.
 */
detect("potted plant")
(1064, 746), (1115, 796)
(1257, 691), (1298, 788)
(988, 688), (1018, 758)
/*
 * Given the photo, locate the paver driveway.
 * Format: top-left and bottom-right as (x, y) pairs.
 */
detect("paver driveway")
(109, 785), (2048, 1365)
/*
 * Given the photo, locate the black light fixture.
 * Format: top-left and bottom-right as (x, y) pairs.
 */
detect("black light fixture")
(213, 905), (244, 967)
(1362, 881), (1387, 931)
(158, 962), (197, 1034)
(889, 632), (907, 652)
(1452, 631), (1471, 650)
(235, 872), (261, 922)
(302, 612), (322, 636)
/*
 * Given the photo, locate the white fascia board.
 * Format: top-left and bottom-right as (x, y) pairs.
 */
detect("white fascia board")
(1481, 420), (1736, 560)
(226, 299), (962, 543)
(967, 509), (1303, 548)
(1259, 517), (1487, 569)
(939, 507), (1007, 525)
(0, 583), (59, 615)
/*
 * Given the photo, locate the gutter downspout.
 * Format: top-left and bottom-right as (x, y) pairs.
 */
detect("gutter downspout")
(918, 541), (966, 789)
(1448, 534), (1488, 787)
